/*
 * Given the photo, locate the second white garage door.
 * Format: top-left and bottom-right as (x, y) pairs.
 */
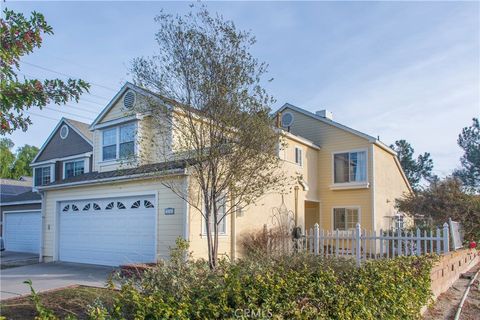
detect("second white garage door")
(4, 210), (41, 253)
(58, 196), (156, 266)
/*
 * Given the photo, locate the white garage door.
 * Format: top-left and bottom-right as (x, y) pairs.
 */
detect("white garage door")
(4, 211), (41, 253)
(59, 196), (156, 266)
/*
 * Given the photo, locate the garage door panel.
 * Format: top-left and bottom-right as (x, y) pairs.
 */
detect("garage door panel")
(59, 196), (156, 266)
(4, 211), (41, 254)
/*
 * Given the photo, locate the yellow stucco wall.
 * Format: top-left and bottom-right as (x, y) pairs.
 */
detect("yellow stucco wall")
(283, 108), (374, 231)
(187, 133), (319, 259)
(42, 176), (187, 262)
(373, 145), (412, 230)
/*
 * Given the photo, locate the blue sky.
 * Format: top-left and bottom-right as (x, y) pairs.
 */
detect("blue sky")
(4, 1), (479, 176)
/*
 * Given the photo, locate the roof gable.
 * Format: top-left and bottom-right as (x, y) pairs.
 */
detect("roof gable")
(32, 118), (93, 164)
(276, 103), (396, 155)
(90, 82), (173, 129)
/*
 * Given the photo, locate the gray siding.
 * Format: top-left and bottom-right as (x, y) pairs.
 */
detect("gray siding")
(35, 122), (92, 162)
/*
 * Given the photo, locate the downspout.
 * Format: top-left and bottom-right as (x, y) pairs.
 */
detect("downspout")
(370, 144), (376, 230)
(294, 186), (299, 227)
(183, 174), (190, 241)
(39, 191), (46, 263)
(230, 204), (236, 261)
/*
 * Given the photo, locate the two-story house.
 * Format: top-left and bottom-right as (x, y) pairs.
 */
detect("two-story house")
(34, 83), (411, 266)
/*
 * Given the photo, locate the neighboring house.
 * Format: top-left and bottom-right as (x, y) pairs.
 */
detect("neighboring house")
(0, 118), (93, 254)
(34, 82), (411, 266)
(1, 177), (41, 252)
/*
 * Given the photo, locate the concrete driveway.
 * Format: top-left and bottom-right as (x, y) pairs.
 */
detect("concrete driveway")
(1, 251), (39, 269)
(0, 262), (115, 300)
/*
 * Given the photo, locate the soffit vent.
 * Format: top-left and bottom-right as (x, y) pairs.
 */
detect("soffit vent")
(123, 90), (136, 109)
(60, 125), (69, 139)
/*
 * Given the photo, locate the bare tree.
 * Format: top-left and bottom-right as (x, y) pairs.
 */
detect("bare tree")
(131, 6), (287, 268)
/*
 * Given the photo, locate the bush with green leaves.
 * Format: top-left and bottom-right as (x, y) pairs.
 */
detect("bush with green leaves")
(101, 239), (434, 320)
(24, 239), (435, 319)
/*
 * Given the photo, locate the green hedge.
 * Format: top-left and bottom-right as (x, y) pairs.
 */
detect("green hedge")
(101, 242), (434, 320)
(27, 240), (435, 319)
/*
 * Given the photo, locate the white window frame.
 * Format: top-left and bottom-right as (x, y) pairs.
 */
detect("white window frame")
(63, 158), (89, 179)
(100, 121), (137, 163)
(201, 198), (228, 236)
(331, 206), (361, 231)
(295, 146), (303, 166)
(33, 164), (55, 187)
(331, 148), (369, 188)
(394, 214), (405, 231)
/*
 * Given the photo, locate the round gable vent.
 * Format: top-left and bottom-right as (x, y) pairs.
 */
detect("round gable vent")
(281, 112), (294, 127)
(123, 90), (136, 109)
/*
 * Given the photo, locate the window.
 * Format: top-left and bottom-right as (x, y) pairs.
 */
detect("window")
(34, 166), (51, 186)
(295, 147), (303, 166)
(117, 202), (126, 209)
(334, 151), (367, 183)
(83, 204), (91, 211)
(144, 200), (154, 208)
(62, 205), (70, 212)
(102, 128), (117, 161)
(119, 123), (135, 158)
(131, 200), (141, 209)
(395, 215), (405, 231)
(64, 160), (85, 178)
(333, 208), (359, 230)
(93, 203), (101, 211)
(71, 204), (79, 211)
(203, 198), (227, 235)
(105, 202), (115, 210)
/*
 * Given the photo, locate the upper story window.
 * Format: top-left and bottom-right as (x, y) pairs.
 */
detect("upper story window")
(333, 150), (367, 184)
(34, 166), (51, 186)
(102, 128), (117, 161)
(295, 147), (303, 166)
(64, 160), (85, 179)
(102, 122), (136, 161)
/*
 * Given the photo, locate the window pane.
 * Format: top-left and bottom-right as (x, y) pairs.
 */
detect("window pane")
(350, 151), (366, 182)
(103, 145), (116, 161)
(102, 128), (116, 146)
(346, 208), (359, 229)
(41, 167), (50, 185)
(119, 142), (135, 158)
(74, 160), (84, 175)
(334, 153), (349, 183)
(35, 167), (42, 186)
(333, 208), (346, 230)
(120, 123), (135, 143)
(65, 162), (74, 178)
(203, 197), (227, 234)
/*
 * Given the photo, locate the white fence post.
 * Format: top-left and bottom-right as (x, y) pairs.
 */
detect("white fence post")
(443, 223), (449, 254)
(355, 223), (361, 267)
(314, 223), (319, 255)
(416, 228), (421, 256)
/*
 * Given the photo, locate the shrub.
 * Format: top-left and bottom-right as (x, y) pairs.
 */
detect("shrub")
(101, 239), (434, 320)
(24, 239), (435, 319)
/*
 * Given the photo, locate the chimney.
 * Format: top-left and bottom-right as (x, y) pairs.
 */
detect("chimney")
(316, 109), (333, 120)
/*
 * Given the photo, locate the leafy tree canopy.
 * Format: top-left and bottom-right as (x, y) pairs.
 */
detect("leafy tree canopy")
(453, 118), (479, 193)
(131, 6), (285, 269)
(0, 8), (89, 134)
(0, 137), (39, 179)
(390, 139), (435, 191)
(396, 177), (480, 241)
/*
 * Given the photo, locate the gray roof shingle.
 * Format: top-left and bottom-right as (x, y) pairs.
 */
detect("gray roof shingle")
(41, 160), (188, 188)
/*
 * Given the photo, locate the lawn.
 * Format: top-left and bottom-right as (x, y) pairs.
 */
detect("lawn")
(0, 286), (117, 320)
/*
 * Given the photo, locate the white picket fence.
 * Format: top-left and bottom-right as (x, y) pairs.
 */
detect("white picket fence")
(301, 223), (450, 266)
